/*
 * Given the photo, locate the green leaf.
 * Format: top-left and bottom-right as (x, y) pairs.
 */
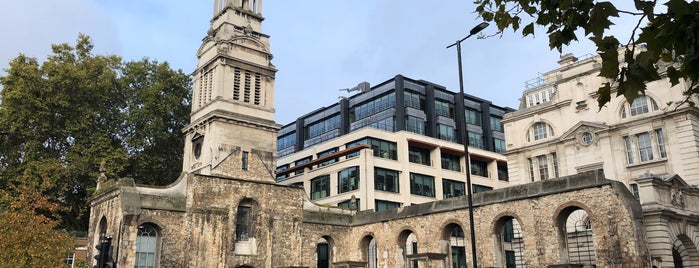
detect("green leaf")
(586, 2), (618, 37)
(522, 23), (535, 36)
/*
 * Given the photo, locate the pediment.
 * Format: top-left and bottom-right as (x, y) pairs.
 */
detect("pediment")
(558, 121), (609, 143)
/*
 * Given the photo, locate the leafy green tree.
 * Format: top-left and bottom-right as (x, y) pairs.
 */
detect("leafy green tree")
(474, 0), (699, 107)
(0, 34), (192, 231)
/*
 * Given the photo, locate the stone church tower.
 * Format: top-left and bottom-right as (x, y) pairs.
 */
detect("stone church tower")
(182, 0), (279, 182)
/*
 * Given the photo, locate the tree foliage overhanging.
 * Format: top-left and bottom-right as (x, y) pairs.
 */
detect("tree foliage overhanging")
(0, 34), (192, 233)
(474, 0), (699, 107)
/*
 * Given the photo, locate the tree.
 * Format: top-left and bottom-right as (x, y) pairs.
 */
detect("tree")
(474, 0), (699, 107)
(0, 34), (192, 231)
(0, 179), (73, 267)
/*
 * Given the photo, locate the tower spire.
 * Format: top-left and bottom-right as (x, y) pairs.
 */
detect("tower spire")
(182, 0), (278, 181)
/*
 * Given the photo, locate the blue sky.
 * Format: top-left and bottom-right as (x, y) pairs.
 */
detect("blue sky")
(0, 1), (638, 124)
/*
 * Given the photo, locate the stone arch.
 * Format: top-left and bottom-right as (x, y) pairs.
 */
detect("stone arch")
(554, 204), (597, 266)
(397, 228), (419, 268)
(441, 222), (467, 268)
(316, 235), (335, 268)
(492, 214), (526, 268)
(671, 234), (699, 267)
(360, 235), (377, 268)
(98, 216), (108, 237)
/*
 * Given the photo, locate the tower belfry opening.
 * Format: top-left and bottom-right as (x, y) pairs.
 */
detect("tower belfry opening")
(183, 0), (278, 181)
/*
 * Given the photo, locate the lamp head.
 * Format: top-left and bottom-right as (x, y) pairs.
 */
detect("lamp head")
(469, 22), (489, 35)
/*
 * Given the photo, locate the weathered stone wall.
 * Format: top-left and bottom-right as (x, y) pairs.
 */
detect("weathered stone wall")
(295, 170), (650, 268)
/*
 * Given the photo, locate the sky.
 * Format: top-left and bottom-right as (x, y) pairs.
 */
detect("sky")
(0, 0), (640, 124)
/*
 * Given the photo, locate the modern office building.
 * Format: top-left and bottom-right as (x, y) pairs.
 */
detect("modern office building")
(503, 52), (699, 267)
(275, 76), (516, 211)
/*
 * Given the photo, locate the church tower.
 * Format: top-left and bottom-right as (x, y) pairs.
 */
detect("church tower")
(182, 0), (278, 182)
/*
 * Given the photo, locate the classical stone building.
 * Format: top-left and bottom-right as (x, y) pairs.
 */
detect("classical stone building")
(88, 1), (670, 267)
(503, 53), (699, 267)
(275, 78), (514, 212)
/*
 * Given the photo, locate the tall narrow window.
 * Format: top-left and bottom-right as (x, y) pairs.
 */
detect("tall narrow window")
(528, 159), (535, 182)
(624, 136), (635, 164)
(135, 224), (160, 268)
(310, 175), (330, 200)
(552, 152), (559, 178)
(233, 67), (241, 100)
(438, 124), (456, 142)
(537, 155), (549, 180)
(254, 73), (261, 105)
(637, 133), (653, 161)
(235, 205), (253, 241)
(656, 129), (667, 158)
(242, 151), (249, 170)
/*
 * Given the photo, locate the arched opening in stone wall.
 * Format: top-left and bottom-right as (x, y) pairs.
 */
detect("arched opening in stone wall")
(136, 222), (162, 268)
(398, 230), (418, 268)
(360, 235), (377, 268)
(494, 216), (526, 268)
(99, 216), (107, 237)
(556, 207), (596, 267)
(316, 236), (334, 268)
(672, 234), (699, 267)
(441, 223), (467, 268)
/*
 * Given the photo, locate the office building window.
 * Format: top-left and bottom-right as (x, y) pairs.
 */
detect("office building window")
(294, 156), (312, 175)
(470, 159), (489, 177)
(310, 175), (330, 200)
(435, 99), (455, 118)
(443, 179), (465, 199)
(467, 131), (484, 149)
(473, 184), (493, 193)
(441, 153), (461, 172)
(465, 108), (482, 126)
(338, 166), (360, 193)
(537, 155), (549, 180)
(290, 182), (304, 188)
(275, 164), (289, 181)
(277, 132), (296, 151)
(656, 129), (667, 158)
(317, 147), (338, 167)
(350, 92), (396, 122)
(375, 167), (399, 193)
(346, 137), (397, 160)
(375, 200), (401, 212)
(306, 114), (341, 140)
(410, 173), (435, 197)
(404, 90), (425, 110)
(490, 116), (504, 132)
(493, 138), (506, 153)
(406, 115), (426, 135)
(497, 164), (509, 181)
(338, 199), (360, 210)
(551, 153), (559, 178)
(528, 153), (558, 181)
(438, 124), (456, 142)
(623, 130), (668, 165)
(409, 146), (431, 166)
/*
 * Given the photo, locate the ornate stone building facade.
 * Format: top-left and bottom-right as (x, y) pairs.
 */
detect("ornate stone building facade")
(87, 1), (687, 267)
(503, 53), (699, 267)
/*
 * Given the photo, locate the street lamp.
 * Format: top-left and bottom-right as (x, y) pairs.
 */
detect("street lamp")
(447, 21), (489, 268)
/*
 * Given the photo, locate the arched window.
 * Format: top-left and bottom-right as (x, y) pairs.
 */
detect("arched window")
(399, 230), (418, 268)
(135, 223), (160, 268)
(361, 236), (377, 268)
(316, 236), (333, 268)
(528, 122), (554, 142)
(558, 208), (596, 266)
(443, 224), (467, 268)
(495, 217), (525, 268)
(620, 96), (659, 118)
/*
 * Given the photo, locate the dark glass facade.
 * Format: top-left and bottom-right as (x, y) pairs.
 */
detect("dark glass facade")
(276, 75), (514, 159)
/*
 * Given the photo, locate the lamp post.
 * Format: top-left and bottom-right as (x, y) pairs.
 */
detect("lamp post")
(447, 21), (489, 268)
